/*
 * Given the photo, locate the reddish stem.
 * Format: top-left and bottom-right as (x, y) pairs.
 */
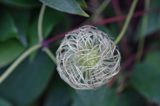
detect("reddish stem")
(43, 8), (160, 46)
(112, 0), (122, 16)
(43, 32), (66, 47)
(42, 28), (76, 46)
(96, 10), (145, 25)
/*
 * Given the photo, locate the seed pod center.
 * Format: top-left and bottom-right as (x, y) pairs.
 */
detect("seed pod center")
(75, 47), (100, 68)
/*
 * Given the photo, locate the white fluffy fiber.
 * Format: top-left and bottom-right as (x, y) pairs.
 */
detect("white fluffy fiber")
(56, 25), (121, 89)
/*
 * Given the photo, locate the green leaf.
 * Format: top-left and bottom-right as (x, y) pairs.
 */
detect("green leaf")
(44, 78), (72, 106)
(0, 39), (25, 68)
(72, 87), (116, 106)
(0, 51), (55, 105)
(130, 63), (160, 104)
(145, 51), (160, 68)
(0, 0), (39, 8)
(0, 98), (12, 106)
(97, 25), (118, 38)
(76, 0), (87, 8)
(130, 51), (160, 104)
(138, 13), (160, 38)
(27, 8), (64, 46)
(0, 12), (18, 42)
(72, 86), (146, 106)
(43, 8), (65, 37)
(116, 88), (146, 106)
(9, 9), (31, 46)
(136, 0), (160, 38)
(27, 8), (65, 60)
(149, 0), (160, 10)
(39, 0), (89, 17)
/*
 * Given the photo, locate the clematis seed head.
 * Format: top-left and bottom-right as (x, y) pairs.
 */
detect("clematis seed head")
(56, 25), (121, 89)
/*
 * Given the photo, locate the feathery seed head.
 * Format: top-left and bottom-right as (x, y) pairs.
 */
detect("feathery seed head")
(56, 25), (121, 89)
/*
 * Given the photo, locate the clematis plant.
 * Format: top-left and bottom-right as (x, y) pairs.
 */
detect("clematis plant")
(56, 25), (121, 89)
(0, 0), (138, 90)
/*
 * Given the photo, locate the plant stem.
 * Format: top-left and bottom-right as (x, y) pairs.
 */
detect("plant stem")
(38, 4), (46, 42)
(136, 38), (145, 61)
(0, 44), (41, 84)
(115, 0), (138, 44)
(38, 4), (57, 64)
(136, 0), (150, 61)
(91, 0), (111, 22)
(43, 48), (57, 64)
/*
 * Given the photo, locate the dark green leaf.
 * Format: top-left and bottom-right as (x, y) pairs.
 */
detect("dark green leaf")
(44, 78), (72, 106)
(72, 86), (147, 106)
(136, 0), (160, 38)
(76, 0), (87, 8)
(145, 51), (160, 68)
(0, 0), (39, 8)
(43, 8), (65, 37)
(27, 8), (65, 60)
(116, 88), (146, 106)
(39, 0), (89, 17)
(9, 9), (31, 46)
(0, 39), (25, 68)
(130, 51), (160, 104)
(0, 12), (18, 42)
(142, 13), (160, 37)
(0, 98), (12, 106)
(150, 0), (160, 10)
(72, 87), (116, 106)
(97, 25), (118, 38)
(27, 8), (64, 46)
(0, 51), (55, 105)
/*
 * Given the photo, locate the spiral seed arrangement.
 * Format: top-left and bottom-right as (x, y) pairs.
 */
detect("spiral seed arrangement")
(56, 25), (121, 89)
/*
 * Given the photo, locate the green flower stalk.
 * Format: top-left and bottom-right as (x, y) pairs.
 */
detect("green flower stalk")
(56, 25), (121, 89)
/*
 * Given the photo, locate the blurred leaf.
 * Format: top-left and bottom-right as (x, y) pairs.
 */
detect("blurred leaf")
(97, 25), (118, 38)
(145, 12), (160, 35)
(0, 39), (25, 68)
(130, 51), (160, 104)
(150, 0), (160, 9)
(76, 0), (87, 8)
(39, 0), (89, 17)
(43, 8), (65, 37)
(0, 51), (55, 105)
(0, 98), (12, 106)
(137, 0), (160, 38)
(27, 8), (65, 60)
(145, 51), (160, 68)
(72, 87), (116, 106)
(130, 63), (160, 104)
(138, 13), (160, 37)
(27, 8), (64, 46)
(9, 9), (30, 46)
(73, 86), (146, 106)
(0, 98), (13, 106)
(44, 78), (72, 106)
(116, 88), (146, 106)
(0, 12), (18, 42)
(0, 0), (39, 8)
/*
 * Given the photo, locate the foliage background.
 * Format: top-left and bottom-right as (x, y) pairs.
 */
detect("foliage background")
(0, 0), (160, 106)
